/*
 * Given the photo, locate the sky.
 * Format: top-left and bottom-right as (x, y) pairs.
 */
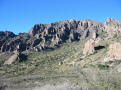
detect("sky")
(0, 0), (121, 34)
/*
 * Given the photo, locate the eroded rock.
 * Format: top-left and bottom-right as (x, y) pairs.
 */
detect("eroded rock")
(104, 43), (121, 62)
(104, 18), (121, 38)
(4, 51), (19, 65)
(83, 39), (95, 56)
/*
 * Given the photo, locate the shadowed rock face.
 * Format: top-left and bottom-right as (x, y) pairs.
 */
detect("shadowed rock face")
(0, 31), (16, 50)
(0, 18), (120, 52)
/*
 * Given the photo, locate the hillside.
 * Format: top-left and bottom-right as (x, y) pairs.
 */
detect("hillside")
(1, 18), (121, 90)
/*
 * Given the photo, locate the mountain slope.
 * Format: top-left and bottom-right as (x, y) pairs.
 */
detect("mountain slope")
(1, 18), (121, 90)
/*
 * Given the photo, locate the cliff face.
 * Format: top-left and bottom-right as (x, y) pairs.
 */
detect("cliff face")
(0, 18), (120, 52)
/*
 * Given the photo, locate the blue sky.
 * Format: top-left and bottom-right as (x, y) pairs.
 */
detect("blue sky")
(0, 0), (121, 34)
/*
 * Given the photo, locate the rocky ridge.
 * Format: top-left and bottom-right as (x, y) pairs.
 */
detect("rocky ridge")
(0, 18), (121, 53)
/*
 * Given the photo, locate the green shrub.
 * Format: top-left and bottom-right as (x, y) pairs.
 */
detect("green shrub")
(98, 64), (110, 70)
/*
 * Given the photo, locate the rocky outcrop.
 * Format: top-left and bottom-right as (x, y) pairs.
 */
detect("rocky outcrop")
(0, 33), (29, 52)
(0, 31), (15, 39)
(29, 20), (103, 40)
(104, 18), (121, 32)
(4, 50), (27, 65)
(104, 18), (121, 38)
(0, 31), (16, 50)
(0, 33), (43, 52)
(28, 19), (104, 50)
(83, 39), (95, 56)
(4, 51), (19, 65)
(104, 43), (121, 62)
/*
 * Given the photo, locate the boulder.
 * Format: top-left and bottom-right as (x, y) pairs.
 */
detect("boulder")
(4, 51), (19, 65)
(83, 39), (95, 56)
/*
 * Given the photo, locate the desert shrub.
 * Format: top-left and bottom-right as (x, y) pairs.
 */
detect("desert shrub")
(0, 59), (4, 66)
(98, 64), (110, 70)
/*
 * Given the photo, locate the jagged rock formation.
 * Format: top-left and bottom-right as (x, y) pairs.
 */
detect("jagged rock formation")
(104, 43), (121, 62)
(83, 39), (95, 56)
(104, 18), (121, 38)
(104, 18), (121, 33)
(28, 19), (103, 49)
(0, 18), (121, 53)
(0, 31), (16, 52)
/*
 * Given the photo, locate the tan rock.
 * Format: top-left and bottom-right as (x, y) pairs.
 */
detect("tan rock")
(83, 39), (95, 56)
(104, 43), (121, 62)
(4, 51), (19, 65)
(104, 18), (121, 38)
